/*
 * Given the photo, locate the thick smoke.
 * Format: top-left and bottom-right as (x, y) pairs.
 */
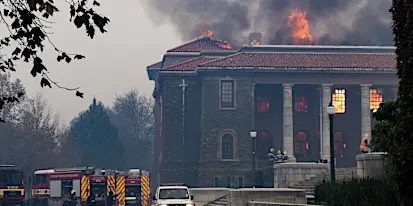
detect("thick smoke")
(141, 0), (393, 46)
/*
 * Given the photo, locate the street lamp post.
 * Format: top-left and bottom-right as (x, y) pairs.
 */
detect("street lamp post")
(250, 130), (257, 187)
(327, 101), (336, 182)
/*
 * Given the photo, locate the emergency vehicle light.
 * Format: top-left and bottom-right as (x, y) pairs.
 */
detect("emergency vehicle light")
(0, 164), (16, 168)
(160, 183), (187, 187)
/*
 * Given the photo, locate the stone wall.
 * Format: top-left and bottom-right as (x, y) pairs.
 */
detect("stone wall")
(190, 188), (229, 206)
(356, 152), (387, 178)
(159, 76), (202, 186)
(228, 188), (307, 205)
(274, 163), (329, 188)
(199, 75), (255, 186)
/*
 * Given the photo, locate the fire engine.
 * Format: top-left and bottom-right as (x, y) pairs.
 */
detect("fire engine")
(115, 169), (150, 206)
(31, 167), (114, 205)
(0, 165), (25, 206)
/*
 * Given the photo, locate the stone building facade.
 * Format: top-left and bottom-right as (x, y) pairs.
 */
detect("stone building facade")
(146, 37), (398, 187)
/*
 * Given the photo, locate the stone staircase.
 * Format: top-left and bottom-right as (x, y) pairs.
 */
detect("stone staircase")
(290, 167), (357, 204)
(203, 195), (228, 206)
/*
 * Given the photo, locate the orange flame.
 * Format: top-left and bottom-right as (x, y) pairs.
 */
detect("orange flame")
(219, 40), (232, 49)
(287, 8), (313, 43)
(200, 29), (214, 39)
(251, 40), (261, 45)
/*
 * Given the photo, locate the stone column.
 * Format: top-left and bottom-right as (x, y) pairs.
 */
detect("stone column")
(361, 84), (372, 141)
(283, 83), (296, 161)
(392, 86), (398, 100)
(321, 84), (333, 160)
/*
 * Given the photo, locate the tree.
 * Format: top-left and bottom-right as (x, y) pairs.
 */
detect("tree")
(0, 0), (110, 122)
(390, 1), (413, 204)
(0, 72), (26, 123)
(69, 98), (123, 168)
(111, 90), (155, 170)
(0, 92), (63, 173)
(371, 101), (399, 153)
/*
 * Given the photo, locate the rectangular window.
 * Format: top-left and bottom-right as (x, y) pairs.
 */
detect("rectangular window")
(221, 80), (235, 108)
(214, 177), (219, 187)
(332, 89), (346, 113)
(238, 177), (243, 188)
(226, 176), (231, 188)
(370, 89), (383, 112)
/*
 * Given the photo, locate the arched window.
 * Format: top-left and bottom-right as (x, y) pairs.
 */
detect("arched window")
(221, 133), (234, 160)
(295, 95), (308, 112)
(294, 132), (309, 159)
(332, 89), (346, 113)
(370, 89), (383, 112)
(334, 132), (346, 159)
(256, 96), (270, 112)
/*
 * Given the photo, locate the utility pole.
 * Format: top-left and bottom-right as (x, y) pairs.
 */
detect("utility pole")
(179, 79), (188, 148)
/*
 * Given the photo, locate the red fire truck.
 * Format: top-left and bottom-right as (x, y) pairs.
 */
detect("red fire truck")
(116, 169), (150, 206)
(31, 167), (118, 205)
(0, 165), (25, 206)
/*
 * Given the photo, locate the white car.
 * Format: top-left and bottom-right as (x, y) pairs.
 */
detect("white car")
(152, 184), (195, 206)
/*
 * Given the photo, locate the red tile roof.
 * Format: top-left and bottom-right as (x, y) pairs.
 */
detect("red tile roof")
(200, 52), (396, 69)
(162, 56), (219, 71)
(147, 61), (162, 68)
(167, 37), (232, 52)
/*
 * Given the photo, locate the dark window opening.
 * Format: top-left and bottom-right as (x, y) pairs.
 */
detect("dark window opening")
(334, 132), (346, 159)
(221, 80), (234, 108)
(61, 180), (73, 198)
(222, 134), (234, 160)
(295, 95), (308, 113)
(214, 177), (219, 187)
(256, 96), (270, 112)
(294, 132), (309, 159)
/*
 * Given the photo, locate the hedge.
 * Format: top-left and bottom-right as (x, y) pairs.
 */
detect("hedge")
(314, 177), (400, 206)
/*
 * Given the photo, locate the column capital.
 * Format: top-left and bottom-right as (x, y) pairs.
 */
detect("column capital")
(360, 84), (372, 88)
(322, 84), (333, 87)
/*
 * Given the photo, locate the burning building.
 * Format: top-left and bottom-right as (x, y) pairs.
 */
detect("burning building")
(146, 8), (396, 187)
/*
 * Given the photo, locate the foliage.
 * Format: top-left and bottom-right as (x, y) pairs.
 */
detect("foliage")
(0, 83), (67, 173)
(0, 72), (26, 122)
(371, 101), (399, 152)
(390, 0), (413, 204)
(69, 98), (123, 168)
(110, 89), (155, 170)
(314, 178), (400, 206)
(0, 0), (110, 122)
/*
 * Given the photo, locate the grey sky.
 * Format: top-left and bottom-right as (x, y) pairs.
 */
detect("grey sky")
(3, 0), (181, 125)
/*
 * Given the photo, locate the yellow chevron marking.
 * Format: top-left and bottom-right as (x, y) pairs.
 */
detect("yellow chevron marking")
(107, 176), (116, 195)
(141, 176), (150, 206)
(116, 176), (125, 204)
(81, 176), (90, 200)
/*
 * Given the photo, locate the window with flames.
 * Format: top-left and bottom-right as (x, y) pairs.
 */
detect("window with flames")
(370, 89), (383, 112)
(256, 96), (270, 112)
(295, 96), (308, 112)
(332, 89), (346, 113)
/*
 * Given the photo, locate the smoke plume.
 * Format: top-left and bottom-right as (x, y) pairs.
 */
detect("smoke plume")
(141, 0), (393, 46)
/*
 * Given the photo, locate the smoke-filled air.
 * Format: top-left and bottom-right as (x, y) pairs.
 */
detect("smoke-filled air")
(141, 0), (393, 47)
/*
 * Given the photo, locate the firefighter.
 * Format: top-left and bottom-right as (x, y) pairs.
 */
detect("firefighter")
(267, 147), (275, 162)
(86, 189), (96, 206)
(276, 150), (284, 163)
(106, 191), (118, 206)
(69, 190), (77, 206)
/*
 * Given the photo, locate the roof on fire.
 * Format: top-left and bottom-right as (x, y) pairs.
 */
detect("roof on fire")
(146, 37), (397, 80)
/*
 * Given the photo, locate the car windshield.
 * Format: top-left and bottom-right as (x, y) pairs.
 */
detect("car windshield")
(90, 183), (106, 197)
(159, 188), (189, 199)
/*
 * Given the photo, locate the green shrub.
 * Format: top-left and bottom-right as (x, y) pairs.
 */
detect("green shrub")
(314, 177), (400, 206)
